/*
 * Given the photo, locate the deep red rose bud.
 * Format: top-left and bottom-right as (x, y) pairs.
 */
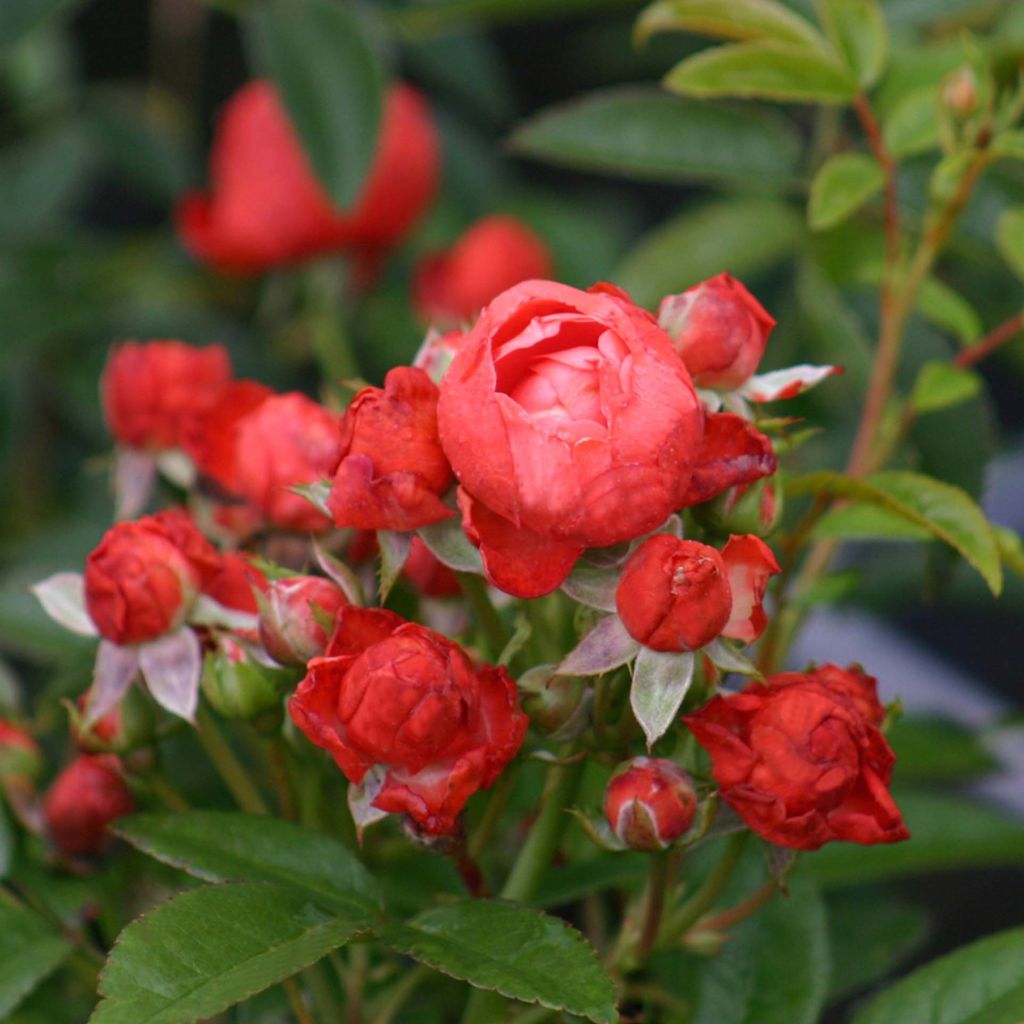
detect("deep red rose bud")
(289, 623), (527, 834)
(259, 575), (349, 667)
(101, 340), (232, 451)
(414, 329), (466, 384)
(403, 537), (461, 598)
(43, 755), (135, 858)
(84, 518), (200, 645)
(148, 507), (222, 588)
(0, 721), (42, 782)
(176, 81), (438, 274)
(438, 280), (704, 596)
(604, 757), (697, 851)
(414, 216), (552, 328)
(328, 367), (454, 532)
(658, 273), (775, 390)
(685, 676), (909, 851)
(771, 663), (885, 725)
(617, 536), (732, 652)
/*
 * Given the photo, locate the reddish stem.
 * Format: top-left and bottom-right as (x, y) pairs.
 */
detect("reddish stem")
(954, 312), (1024, 369)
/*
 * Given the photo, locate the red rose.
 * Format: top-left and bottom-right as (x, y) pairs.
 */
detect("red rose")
(616, 533), (779, 652)
(148, 507), (222, 588)
(176, 81), (438, 274)
(437, 281), (704, 597)
(414, 216), (552, 328)
(324, 606), (407, 658)
(327, 367), (454, 532)
(290, 623), (527, 834)
(685, 676), (909, 850)
(771, 663), (885, 725)
(658, 272), (775, 390)
(201, 552), (269, 617)
(101, 340), (232, 451)
(84, 518), (200, 645)
(404, 537), (461, 598)
(43, 755), (135, 858)
(604, 757), (697, 851)
(259, 575), (349, 667)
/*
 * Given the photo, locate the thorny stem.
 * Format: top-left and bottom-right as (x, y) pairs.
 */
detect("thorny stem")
(195, 703), (270, 816)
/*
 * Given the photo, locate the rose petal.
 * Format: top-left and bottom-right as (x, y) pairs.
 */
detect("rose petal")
(557, 615), (640, 676)
(678, 413), (777, 508)
(138, 627), (202, 722)
(739, 364), (842, 403)
(720, 534), (780, 643)
(31, 572), (98, 638)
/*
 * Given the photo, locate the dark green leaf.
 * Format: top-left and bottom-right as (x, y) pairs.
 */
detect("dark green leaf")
(616, 197), (802, 308)
(635, 0), (826, 47)
(246, 0), (384, 208)
(910, 361), (981, 414)
(90, 882), (371, 1024)
(786, 470), (1002, 594)
(0, 901), (71, 1017)
(853, 927), (1024, 1024)
(996, 207), (1024, 281)
(379, 900), (617, 1024)
(808, 152), (884, 231)
(664, 41), (857, 105)
(510, 89), (800, 189)
(815, 0), (888, 87)
(813, 790), (1024, 887)
(827, 889), (931, 1001)
(115, 812), (383, 912)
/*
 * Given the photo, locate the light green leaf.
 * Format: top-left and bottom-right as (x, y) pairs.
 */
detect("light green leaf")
(786, 470), (1002, 594)
(916, 277), (982, 345)
(882, 86), (939, 158)
(853, 927), (1024, 1024)
(379, 901), (617, 1024)
(0, 902), (71, 1018)
(808, 152), (884, 231)
(994, 524), (1024, 579)
(616, 197), (802, 309)
(910, 361), (981, 414)
(509, 88), (801, 189)
(115, 812), (382, 912)
(245, 0), (384, 208)
(996, 207), (1024, 281)
(635, 0), (826, 48)
(90, 883), (371, 1024)
(815, 0), (889, 87)
(812, 503), (932, 541)
(665, 41), (857, 104)
(813, 791), (1024, 887)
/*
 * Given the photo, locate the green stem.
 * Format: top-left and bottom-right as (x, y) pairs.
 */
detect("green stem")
(370, 965), (431, 1024)
(457, 572), (508, 659)
(146, 772), (191, 812)
(304, 961), (348, 1024)
(265, 736), (299, 820)
(636, 852), (673, 963)
(195, 703), (269, 816)
(468, 764), (518, 861)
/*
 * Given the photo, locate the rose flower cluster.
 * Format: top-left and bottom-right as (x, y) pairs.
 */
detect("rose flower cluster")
(30, 75), (906, 869)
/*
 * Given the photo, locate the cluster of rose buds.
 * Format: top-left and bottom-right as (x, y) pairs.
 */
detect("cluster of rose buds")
(31, 76), (907, 863)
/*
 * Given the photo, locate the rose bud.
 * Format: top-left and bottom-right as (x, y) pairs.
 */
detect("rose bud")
(176, 81), (438, 274)
(328, 367), (454, 532)
(517, 665), (585, 735)
(685, 675), (910, 851)
(84, 519), (202, 645)
(770, 663), (885, 725)
(403, 537), (460, 598)
(148, 507), (222, 588)
(438, 281), (704, 598)
(259, 575), (349, 667)
(289, 623), (528, 835)
(694, 474), (783, 539)
(101, 340), (232, 452)
(604, 758), (697, 852)
(414, 215), (552, 328)
(73, 687), (155, 754)
(413, 329), (465, 385)
(201, 552), (269, 621)
(658, 273), (775, 391)
(43, 754), (135, 859)
(617, 536), (732, 652)
(0, 721), (42, 783)
(202, 638), (292, 720)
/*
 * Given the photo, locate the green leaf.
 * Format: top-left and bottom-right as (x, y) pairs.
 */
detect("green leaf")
(245, 0), (384, 208)
(786, 470), (1002, 594)
(616, 197), (802, 309)
(853, 927), (1024, 1024)
(815, 0), (889, 87)
(664, 41), (857, 105)
(635, 0), (826, 47)
(882, 86), (939, 159)
(808, 152), (884, 231)
(115, 812), (383, 912)
(813, 790), (1024, 887)
(0, 902), (71, 1017)
(532, 855), (648, 909)
(0, 0), (81, 50)
(684, 871), (830, 1024)
(916, 277), (982, 345)
(509, 88), (801, 189)
(996, 206), (1024, 281)
(379, 900), (617, 1024)
(994, 524), (1024, 579)
(992, 129), (1024, 162)
(827, 889), (931, 1001)
(910, 361), (982, 414)
(812, 503), (932, 541)
(90, 883), (371, 1024)
(887, 717), (998, 783)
